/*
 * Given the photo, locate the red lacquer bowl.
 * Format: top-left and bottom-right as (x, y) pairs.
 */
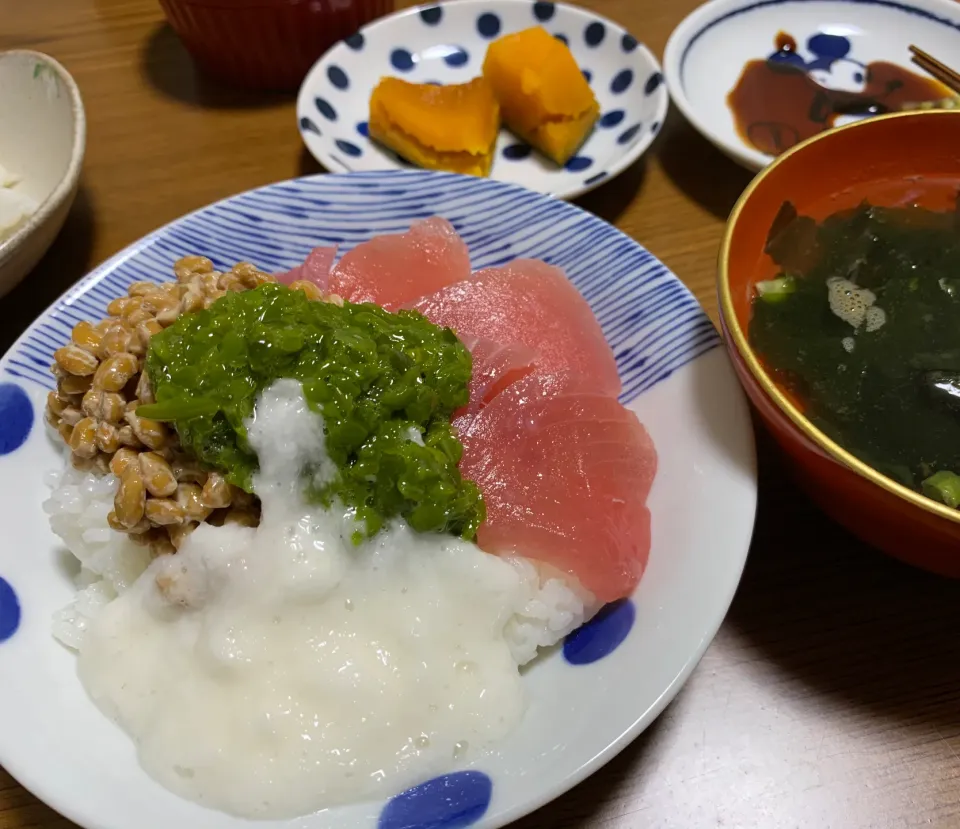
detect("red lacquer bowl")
(158, 0), (394, 91)
(719, 110), (960, 575)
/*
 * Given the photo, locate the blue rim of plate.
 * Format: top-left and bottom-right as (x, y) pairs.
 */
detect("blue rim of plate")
(5, 171), (718, 401)
(679, 0), (960, 83)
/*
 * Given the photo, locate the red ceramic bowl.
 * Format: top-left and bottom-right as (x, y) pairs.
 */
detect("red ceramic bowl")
(158, 0), (394, 91)
(718, 110), (960, 575)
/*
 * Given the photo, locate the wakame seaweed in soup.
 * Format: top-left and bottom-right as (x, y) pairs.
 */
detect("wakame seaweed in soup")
(748, 198), (960, 508)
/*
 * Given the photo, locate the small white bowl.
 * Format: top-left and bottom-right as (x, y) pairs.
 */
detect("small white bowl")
(296, 0), (669, 200)
(663, 0), (960, 171)
(0, 50), (85, 298)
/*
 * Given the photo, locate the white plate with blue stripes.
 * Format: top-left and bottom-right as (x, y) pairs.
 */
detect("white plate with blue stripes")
(0, 171), (756, 829)
(296, 0), (669, 200)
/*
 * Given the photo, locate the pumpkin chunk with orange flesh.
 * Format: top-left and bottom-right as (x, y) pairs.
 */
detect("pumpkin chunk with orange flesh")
(483, 26), (599, 166)
(368, 77), (500, 177)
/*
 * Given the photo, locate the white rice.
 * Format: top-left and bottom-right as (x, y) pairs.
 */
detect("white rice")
(503, 556), (597, 665)
(43, 466), (151, 650)
(44, 463), (597, 665)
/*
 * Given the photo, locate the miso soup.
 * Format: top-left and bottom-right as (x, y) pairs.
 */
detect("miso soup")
(749, 199), (960, 507)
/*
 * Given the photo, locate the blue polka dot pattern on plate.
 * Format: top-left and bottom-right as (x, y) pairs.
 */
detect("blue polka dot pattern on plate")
(622, 33), (638, 52)
(344, 32), (364, 50)
(618, 123), (642, 145)
(600, 109), (625, 128)
(391, 48), (415, 71)
(563, 599), (635, 665)
(611, 69), (633, 94)
(644, 71), (663, 96)
(533, 1), (555, 21)
(336, 139), (362, 157)
(0, 577), (20, 643)
(0, 383), (32, 455)
(444, 47), (469, 68)
(357, 121), (369, 137)
(554, 33), (569, 45)
(315, 97), (337, 121)
(502, 143), (532, 161)
(584, 21), (605, 47)
(565, 156), (592, 172)
(585, 171), (608, 186)
(379, 771), (492, 829)
(299, 116), (320, 136)
(327, 65), (349, 90)
(420, 5), (442, 25)
(477, 12), (501, 38)
(582, 68), (592, 83)
(651, 121), (661, 134)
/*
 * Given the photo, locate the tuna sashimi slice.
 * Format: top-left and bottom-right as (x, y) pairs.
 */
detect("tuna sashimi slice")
(277, 246), (337, 288)
(328, 217), (471, 308)
(406, 259), (621, 397)
(457, 371), (656, 603)
(457, 333), (538, 417)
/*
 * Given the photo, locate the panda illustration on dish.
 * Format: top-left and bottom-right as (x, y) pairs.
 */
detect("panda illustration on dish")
(765, 31), (908, 124)
(768, 33), (870, 96)
(728, 30), (949, 155)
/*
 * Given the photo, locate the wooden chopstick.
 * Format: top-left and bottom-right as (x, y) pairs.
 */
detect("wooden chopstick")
(909, 45), (960, 95)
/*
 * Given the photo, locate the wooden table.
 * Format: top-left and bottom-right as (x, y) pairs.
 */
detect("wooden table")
(4, 1), (960, 827)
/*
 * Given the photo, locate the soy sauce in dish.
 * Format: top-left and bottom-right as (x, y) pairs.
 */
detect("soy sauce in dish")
(748, 195), (960, 507)
(727, 32), (948, 156)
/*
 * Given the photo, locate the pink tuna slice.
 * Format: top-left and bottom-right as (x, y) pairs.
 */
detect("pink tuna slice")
(457, 370), (656, 603)
(277, 245), (338, 288)
(328, 217), (471, 309)
(406, 259), (621, 397)
(455, 333), (538, 418)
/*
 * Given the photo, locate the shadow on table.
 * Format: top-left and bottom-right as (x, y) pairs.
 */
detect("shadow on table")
(0, 769), (78, 828)
(140, 23), (294, 110)
(575, 155), (647, 226)
(299, 146), (326, 177)
(0, 184), (96, 355)
(727, 427), (960, 729)
(657, 108), (754, 223)
(509, 712), (668, 828)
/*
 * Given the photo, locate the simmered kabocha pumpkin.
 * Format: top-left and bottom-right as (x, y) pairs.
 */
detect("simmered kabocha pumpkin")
(368, 77), (500, 176)
(483, 26), (599, 166)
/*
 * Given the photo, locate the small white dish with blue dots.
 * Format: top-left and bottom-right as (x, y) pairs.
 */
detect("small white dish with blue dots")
(0, 170), (756, 829)
(664, 0), (960, 170)
(296, 0), (668, 199)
